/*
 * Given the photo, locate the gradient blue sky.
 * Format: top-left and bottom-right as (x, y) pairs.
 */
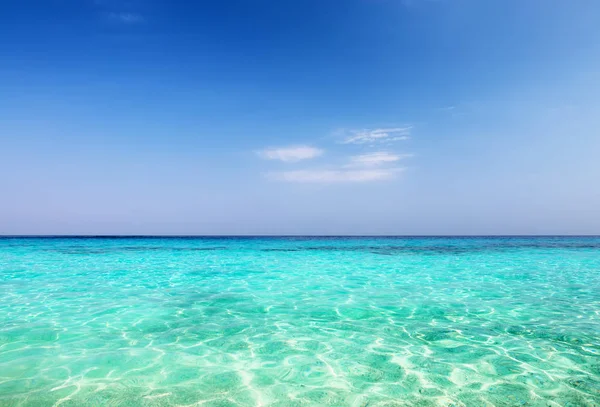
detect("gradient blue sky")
(1, 0), (599, 235)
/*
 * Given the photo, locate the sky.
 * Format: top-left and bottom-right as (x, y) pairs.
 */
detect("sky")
(1, 0), (599, 235)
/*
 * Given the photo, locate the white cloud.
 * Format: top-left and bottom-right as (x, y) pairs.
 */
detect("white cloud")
(258, 146), (323, 162)
(439, 106), (456, 111)
(348, 152), (412, 167)
(268, 168), (402, 183)
(108, 12), (144, 23)
(342, 127), (411, 144)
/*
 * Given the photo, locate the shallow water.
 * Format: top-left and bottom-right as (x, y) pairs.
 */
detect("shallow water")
(1, 237), (600, 406)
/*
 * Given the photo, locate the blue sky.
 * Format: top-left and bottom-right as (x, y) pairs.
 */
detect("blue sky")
(1, 0), (599, 235)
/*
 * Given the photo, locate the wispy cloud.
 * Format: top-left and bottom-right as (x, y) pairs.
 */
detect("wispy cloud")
(107, 12), (145, 24)
(268, 168), (402, 183)
(341, 127), (412, 144)
(348, 152), (412, 167)
(257, 146), (323, 162)
(438, 106), (456, 111)
(258, 128), (413, 182)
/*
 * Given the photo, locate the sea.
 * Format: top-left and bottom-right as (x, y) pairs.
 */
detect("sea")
(1, 236), (599, 406)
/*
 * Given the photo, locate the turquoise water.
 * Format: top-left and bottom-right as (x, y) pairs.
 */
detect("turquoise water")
(1, 237), (600, 407)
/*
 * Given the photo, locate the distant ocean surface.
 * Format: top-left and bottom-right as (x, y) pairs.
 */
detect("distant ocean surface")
(1, 236), (599, 406)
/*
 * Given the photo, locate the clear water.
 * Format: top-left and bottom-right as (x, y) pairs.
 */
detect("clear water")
(1, 237), (600, 407)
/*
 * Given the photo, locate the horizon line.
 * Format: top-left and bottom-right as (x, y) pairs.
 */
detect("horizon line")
(1, 235), (599, 238)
